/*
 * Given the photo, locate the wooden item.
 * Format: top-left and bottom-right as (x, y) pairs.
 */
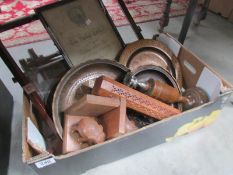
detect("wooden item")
(92, 76), (181, 120)
(52, 59), (129, 138)
(138, 79), (209, 110)
(36, 0), (124, 66)
(0, 40), (62, 155)
(124, 65), (182, 110)
(159, 0), (172, 32)
(100, 98), (127, 139)
(209, 0), (233, 18)
(141, 79), (188, 104)
(63, 115), (88, 154)
(65, 94), (120, 116)
(73, 118), (106, 144)
(19, 49), (68, 106)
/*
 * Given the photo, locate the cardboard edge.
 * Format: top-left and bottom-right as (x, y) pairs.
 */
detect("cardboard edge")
(22, 96), (53, 164)
(23, 88), (232, 166)
(22, 96), (29, 163)
(48, 95), (228, 160)
(163, 33), (233, 90)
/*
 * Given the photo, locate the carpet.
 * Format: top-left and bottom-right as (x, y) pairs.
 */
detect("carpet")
(0, 0), (188, 48)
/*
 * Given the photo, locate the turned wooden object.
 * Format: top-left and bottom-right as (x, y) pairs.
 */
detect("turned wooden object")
(65, 94), (120, 116)
(146, 79), (188, 104)
(92, 76), (181, 120)
(183, 87), (209, 110)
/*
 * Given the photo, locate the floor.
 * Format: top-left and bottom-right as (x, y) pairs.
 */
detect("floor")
(1, 12), (233, 175)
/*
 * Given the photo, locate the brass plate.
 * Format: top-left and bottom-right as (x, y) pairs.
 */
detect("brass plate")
(52, 59), (129, 138)
(119, 39), (183, 88)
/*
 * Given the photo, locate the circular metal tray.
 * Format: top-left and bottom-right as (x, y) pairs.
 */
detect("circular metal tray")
(119, 39), (183, 88)
(52, 59), (129, 138)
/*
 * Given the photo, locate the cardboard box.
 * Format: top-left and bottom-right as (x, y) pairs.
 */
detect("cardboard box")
(22, 33), (233, 175)
(209, 0), (233, 18)
(228, 10), (233, 23)
(0, 0), (232, 174)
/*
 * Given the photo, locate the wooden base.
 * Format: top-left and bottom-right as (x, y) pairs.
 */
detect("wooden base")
(100, 98), (127, 139)
(65, 94), (120, 116)
(62, 115), (89, 154)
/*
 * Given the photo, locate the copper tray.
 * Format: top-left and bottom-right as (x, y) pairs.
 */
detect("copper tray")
(119, 39), (183, 88)
(52, 59), (129, 138)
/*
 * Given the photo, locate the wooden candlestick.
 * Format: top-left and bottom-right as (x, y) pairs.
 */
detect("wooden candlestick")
(92, 76), (181, 120)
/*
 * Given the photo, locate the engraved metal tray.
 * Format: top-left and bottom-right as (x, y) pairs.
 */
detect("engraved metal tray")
(52, 59), (129, 137)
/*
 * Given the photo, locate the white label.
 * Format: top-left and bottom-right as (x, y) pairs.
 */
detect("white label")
(35, 158), (56, 169)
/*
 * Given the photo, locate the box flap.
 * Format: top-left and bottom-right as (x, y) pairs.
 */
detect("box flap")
(196, 67), (222, 101)
(157, 33), (181, 57)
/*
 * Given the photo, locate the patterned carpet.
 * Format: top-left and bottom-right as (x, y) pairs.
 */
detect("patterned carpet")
(0, 0), (188, 48)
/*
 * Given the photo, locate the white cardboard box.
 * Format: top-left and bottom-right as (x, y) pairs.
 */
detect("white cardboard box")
(22, 34), (233, 175)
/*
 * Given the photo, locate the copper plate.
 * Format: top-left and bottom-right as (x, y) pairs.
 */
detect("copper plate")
(119, 39), (183, 88)
(52, 59), (129, 138)
(183, 87), (209, 110)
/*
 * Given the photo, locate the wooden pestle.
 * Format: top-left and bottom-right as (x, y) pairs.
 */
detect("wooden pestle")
(143, 79), (188, 104)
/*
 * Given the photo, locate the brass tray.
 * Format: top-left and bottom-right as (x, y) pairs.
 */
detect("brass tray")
(52, 59), (129, 138)
(119, 39), (183, 88)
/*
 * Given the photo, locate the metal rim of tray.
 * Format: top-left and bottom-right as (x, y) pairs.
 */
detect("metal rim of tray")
(119, 39), (183, 88)
(52, 59), (129, 138)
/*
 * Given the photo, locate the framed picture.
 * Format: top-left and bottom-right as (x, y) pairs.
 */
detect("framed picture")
(36, 0), (124, 66)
